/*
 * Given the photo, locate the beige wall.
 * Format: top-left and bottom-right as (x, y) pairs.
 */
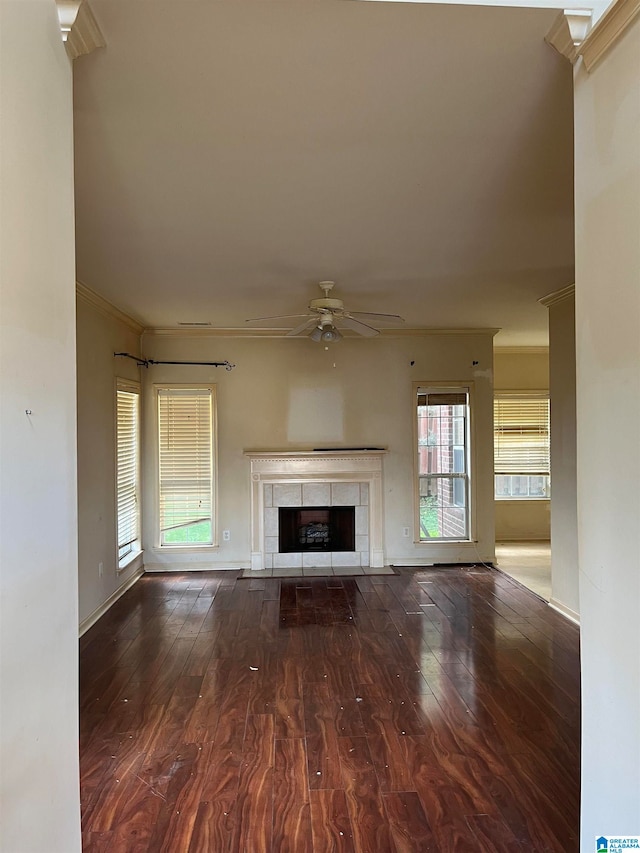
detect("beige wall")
(574, 15), (640, 843)
(493, 349), (550, 541)
(76, 296), (143, 629)
(141, 332), (496, 567)
(0, 3), (81, 850)
(493, 349), (549, 391)
(494, 498), (550, 541)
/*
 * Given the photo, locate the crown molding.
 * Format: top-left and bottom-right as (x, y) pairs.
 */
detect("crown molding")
(547, 1), (640, 69)
(56, 1), (105, 60)
(539, 284), (575, 308)
(545, 9), (593, 63)
(142, 327), (501, 340)
(76, 281), (144, 335)
(56, 1), (82, 41)
(493, 346), (549, 354)
(579, 0), (640, 71)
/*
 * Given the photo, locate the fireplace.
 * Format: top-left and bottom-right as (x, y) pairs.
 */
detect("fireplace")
(279, 506), (355, 553)
(245, 450), (386, 570)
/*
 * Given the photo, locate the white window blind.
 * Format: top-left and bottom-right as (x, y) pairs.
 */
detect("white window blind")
(116, 385), (140, 560)
(158, 387), (213, 546)
(417, 392), (468, 408)
(494, 396), (550, 475)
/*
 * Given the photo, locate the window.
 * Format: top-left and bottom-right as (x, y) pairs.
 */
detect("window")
(157, 385), (215, 546)
(416, 387), (470, 540)
(116, 380), (141, 565)
(494, 394), (550, 499)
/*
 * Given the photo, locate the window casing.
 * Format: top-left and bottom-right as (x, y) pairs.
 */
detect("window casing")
(494, 394), (550, 499)
(416, 387), (471, 541)
(157, 385), (216, 547)
(116, 380), (141, 565)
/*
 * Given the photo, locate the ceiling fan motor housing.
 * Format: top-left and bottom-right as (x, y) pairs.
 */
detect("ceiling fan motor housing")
(309, 296), (344, 312)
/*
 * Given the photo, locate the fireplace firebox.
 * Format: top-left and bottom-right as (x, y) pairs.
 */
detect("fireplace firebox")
(278, 506), (355, 553)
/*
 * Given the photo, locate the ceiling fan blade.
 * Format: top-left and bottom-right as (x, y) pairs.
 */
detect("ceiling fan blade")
(245, 313), (310, 323)
(347, 311), (405, 323)
(286, 317), (318, 337)
(339, 316), (380, 337)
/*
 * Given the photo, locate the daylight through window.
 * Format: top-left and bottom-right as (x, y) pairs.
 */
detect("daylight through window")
(416, 388), (470, 541)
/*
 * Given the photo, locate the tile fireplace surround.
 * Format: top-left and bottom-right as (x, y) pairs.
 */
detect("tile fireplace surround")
(245, 450), (386, 571)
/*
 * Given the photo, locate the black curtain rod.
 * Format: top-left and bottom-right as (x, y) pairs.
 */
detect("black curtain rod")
(114, 352), (236, 371)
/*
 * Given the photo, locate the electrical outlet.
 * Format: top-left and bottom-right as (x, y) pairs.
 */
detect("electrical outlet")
(223, 530), (230, 541)
(98, 561), (104, 577)
(402, 527), (410, 538)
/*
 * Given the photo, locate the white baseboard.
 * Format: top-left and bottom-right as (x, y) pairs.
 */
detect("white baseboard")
(143, 561), (248, 573)
(495, 535), (550, 542)
(549, 597), (580, 626)
(389, 556), (494, 568)
(78, 567), (144, 637)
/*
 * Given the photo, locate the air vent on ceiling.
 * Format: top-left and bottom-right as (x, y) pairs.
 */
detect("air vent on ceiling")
(178, 321), (212, 327)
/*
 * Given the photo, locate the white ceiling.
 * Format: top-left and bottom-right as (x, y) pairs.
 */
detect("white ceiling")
(73, 1), (574, 346)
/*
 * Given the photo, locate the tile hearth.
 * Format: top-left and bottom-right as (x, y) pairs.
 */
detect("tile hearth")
(239, 564), (396, 579)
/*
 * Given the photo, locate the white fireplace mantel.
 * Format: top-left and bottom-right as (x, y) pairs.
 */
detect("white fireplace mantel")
(245, 450), (387, 571)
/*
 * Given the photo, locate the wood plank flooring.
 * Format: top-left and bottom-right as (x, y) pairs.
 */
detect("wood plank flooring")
(80, 567), (581, 852)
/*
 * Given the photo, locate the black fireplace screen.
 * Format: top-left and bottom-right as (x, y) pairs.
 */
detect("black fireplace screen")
(278, 506), (355, 553)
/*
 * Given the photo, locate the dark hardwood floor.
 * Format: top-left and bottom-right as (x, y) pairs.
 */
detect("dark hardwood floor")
(80, 567), (580, 852)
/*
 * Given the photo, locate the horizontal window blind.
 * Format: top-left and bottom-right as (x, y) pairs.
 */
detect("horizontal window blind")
(417, 392), (467, 408)
(494, 396), (550, 475)
(117, 387), (140, 554)
(158, 388), (213, 542)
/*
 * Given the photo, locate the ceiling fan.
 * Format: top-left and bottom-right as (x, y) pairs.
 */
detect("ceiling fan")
(245, 281), (405, 342)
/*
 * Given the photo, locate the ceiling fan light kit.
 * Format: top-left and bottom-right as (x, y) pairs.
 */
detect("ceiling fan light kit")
(309, 312), (343, 343)
(245, 281), (404, 343)
(321, 327), (342, 343)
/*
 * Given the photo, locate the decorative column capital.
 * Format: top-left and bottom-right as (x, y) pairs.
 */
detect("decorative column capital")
(545, 9), (593, 64)
(55, 1), (105, 60)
